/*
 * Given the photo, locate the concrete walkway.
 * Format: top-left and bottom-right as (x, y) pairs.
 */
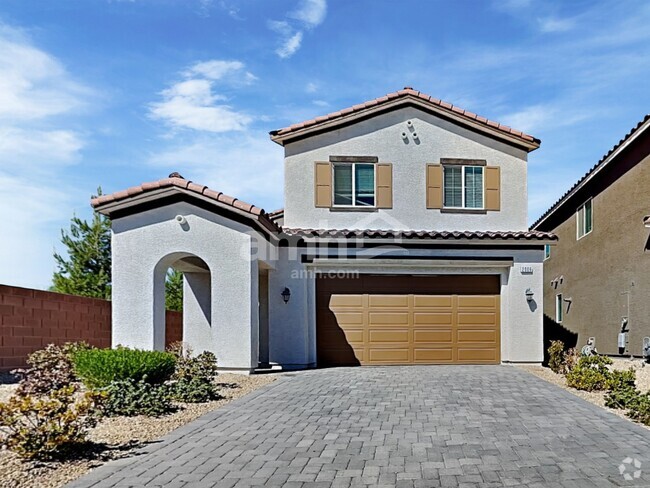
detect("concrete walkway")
(68, 366), (650, 487)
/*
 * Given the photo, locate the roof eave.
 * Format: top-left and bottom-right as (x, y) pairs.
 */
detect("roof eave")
(269, 95), (541, 153)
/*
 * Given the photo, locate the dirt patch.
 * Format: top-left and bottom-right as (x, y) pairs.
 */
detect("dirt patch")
(0, 373), (277, 488)
(518, 358), (650, 431)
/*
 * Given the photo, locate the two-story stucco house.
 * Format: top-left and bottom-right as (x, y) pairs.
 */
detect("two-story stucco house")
(92, 87), (556, 372)
(532, 115), (650, 357)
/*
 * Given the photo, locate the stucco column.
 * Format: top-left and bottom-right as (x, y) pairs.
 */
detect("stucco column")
(183, 271), (212, 355)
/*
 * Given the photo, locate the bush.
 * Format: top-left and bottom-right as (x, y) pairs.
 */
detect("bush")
(73, 347), (176, 388)
(101, 379), (174, 417)
(0, 385), (102, 460)
(563, 348), (580, 373)
(565, 355), (613, 391)
(605, 386), (641, 410)
(627, 393), (650, 426)
(167, 344), (220, 403)
(547, 340), (566, 374)
(606, 368), (636, 391)
(13, 342), (90, 396)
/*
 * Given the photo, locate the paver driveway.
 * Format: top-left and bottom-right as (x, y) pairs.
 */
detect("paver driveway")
(68, 366), (650, 488)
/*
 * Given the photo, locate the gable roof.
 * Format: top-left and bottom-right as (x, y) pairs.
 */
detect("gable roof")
(91, 173), (281, 234)
(531, 114), (650, 231)
(269, 87), (540, 152)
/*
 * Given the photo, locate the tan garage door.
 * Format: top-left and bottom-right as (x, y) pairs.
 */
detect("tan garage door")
(317, 275), (500, 366)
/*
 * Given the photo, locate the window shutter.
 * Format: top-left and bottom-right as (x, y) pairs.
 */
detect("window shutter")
(376, 163), (392, 208)
(314, 161), (332, 208)
(485, 166), (501, 211)
(426, 164), (443, 209)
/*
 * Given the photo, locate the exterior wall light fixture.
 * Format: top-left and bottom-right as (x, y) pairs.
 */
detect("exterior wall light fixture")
(525, 288), (534, 302)
(281, 287), (291, 304)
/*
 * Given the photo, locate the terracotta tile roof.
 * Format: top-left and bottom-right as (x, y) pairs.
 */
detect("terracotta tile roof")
(91, 173), (281, 232)
(282, 228), (557, 241)
(268, 208), (284, 221)
(531, 114), (650, 230)
(270, 87), (540, 149)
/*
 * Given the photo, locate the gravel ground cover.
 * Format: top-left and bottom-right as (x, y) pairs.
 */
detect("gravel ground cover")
(518, 357), (650, 430)
(0, 373), (276, 488)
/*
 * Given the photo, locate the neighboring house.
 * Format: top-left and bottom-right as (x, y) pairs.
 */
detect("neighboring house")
(532, 115), (650, 356)
(92, 87), (555, 372)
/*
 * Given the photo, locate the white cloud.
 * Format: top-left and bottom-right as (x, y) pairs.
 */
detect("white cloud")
(305, 82), (318, 93)
(147, 131), (283, 210)
(538, 16), (575, 33)
(149, 59), (255, 133)
(268, 0), (327, 59)
(289, 0), (327, 28)
(0, 25), (89, 290)
(277, 32), (303, 59)
(312, 99), (329, 107)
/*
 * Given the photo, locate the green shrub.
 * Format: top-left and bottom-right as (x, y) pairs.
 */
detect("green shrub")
(627, 393), (650, 426)
(167, 344), (220, 403)
(606, 368), (636, 390)
(73, 347), (176, 388)
(606, 386), (641, 410)
(547, 340), (566, 374)
(101, 379), (174, 417)
(13, 342), (90, 396)
(565, 355), (613, 391)
(0, 385), (102, 460)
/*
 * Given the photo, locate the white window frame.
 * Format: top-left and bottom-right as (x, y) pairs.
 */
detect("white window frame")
(332, 162), (376, 208)
(544, 244), (551, 260)
(576, 198), (593, 240)
(556, 293), (563, 323)
(443, 165), (485, 210)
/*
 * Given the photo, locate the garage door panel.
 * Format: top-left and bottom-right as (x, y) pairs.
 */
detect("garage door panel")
(413, 348), (454, 362)
(329, 295), (364, 308)
(331, 312), (364, 325)
(369, 295), (409, 307)
(413, 312), (453, 325)
(368, 312), (409, 325)
(368, 329), (409, 344)
(458, 296), (498, 308)
(413, 329), (453, 343)
(368, 348), (409, 362)
(457, 329), (497, 344)
(317, 276), (500, 366)
(458, 312), (498, 325)
(413, 296), (452, 308)
(457, 347), (498, 362)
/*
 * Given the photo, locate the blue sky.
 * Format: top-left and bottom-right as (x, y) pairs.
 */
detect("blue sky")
(1, 0), (649, 289)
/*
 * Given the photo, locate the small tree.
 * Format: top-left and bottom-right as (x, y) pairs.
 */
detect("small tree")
(51, 188), (112, 300)
(165, 269), (183, 312)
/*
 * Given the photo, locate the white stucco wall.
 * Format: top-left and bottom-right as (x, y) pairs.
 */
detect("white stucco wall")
(111, 201), (262, 370)
(283, 106), (530, 232)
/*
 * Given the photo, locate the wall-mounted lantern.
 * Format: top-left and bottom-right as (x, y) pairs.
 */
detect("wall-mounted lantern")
(281, 287), (291, 304)
(525, 288), (534, 302)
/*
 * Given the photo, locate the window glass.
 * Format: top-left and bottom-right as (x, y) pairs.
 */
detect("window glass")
(333, 164), (353, 205)
(577, 206), (585, 238)
(443, 166), (462, 207)
(556, 294), (563, 323)
(585, 199), (592, 234)
(544, 244), (551, 260)
(354, 164), (375, 206)
(464, 166), (483, 209)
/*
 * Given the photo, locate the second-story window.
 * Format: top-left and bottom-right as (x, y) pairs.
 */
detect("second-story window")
(443, 165), (484, 209)
(576, 198), (593, 239)
(333, 163), (375, 207)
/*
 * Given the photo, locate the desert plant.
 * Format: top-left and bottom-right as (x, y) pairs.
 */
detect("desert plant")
(547, 340), (566, 374)
(605, 386), (641, 410)
(0, 385), (103, 460)
(167, 344), (220, 403)
(100, 379), (173, 417)
(13, 342), (90, 396)
(73, 347), (176, 388)
(627, 392), (650, 426)
(565, 355), (613, 391)
(606, 368), (636, 391)
(563, 347), (580, 373)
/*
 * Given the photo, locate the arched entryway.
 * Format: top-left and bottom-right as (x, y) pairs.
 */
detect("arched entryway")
(153, 252), (212, 354)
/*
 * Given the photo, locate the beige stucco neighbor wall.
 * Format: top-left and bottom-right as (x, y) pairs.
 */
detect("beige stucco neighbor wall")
(542, 153), (650, 356)
(111, 201), (262, 370)
(283, 106), (530, 231)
